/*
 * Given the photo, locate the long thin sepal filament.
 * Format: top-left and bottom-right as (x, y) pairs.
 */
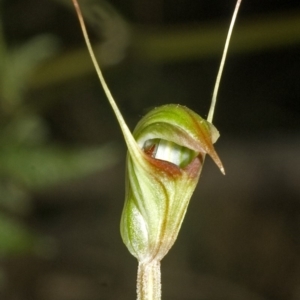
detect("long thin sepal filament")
(207, 0), (242, 123)
(71, 0), (141, 162)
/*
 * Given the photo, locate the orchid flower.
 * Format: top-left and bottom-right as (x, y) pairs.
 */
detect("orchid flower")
(72, 1), (242, 299)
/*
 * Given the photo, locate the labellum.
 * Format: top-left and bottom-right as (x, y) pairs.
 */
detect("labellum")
(72, 1), (242, 299)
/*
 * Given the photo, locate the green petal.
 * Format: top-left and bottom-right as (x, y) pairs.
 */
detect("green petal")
(133, 104), (224, 173)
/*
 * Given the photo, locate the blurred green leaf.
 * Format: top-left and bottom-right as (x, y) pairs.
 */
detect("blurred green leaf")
(1, 113), (49, 145)
(0, 179), (31, 215)
(0, 212), (36, 255)
(0, 33), (59, 112)
(0, 143), (120, 188)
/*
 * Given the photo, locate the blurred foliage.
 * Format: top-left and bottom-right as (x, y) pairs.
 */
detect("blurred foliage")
(0, 5), (119, 280)
(0, 212), (38, 256)
(0, 143), (119, 189)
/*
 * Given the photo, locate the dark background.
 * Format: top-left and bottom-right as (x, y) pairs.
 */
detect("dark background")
(0, 0), (300, 299)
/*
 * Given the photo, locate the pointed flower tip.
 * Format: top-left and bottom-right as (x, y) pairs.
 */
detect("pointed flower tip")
(209, 148), (225, 175)
(211, 152), (226, 175)
(220, 166), (226, 175)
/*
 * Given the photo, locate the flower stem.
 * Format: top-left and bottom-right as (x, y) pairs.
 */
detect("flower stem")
(137, 261), (161, 300)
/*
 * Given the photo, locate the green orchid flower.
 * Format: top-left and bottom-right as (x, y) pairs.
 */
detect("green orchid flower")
(120, 104), (224, 300)
(72, 0), (242, 299)
(121, 104), (224, 264)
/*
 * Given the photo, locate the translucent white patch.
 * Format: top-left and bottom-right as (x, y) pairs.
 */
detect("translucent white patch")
(143, 139), (198, 168)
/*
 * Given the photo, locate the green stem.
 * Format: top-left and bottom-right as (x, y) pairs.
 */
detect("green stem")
(137, 261), (161, 300)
